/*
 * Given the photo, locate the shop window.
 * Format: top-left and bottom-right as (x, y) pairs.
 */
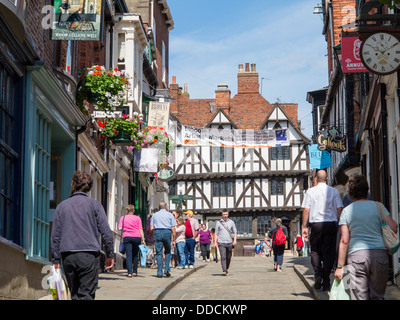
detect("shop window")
(32, 110), (51, 258)
(0, 64), (19, 242)
(257, 216), (272, 237)
(230, 216), (252, 237)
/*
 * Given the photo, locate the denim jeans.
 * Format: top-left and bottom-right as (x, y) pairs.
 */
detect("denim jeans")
(154, 229), (172, 276)
(175, 241), (186, 268)
(123, 237), (141, 275)
(200, 243), (210, 260)
(185, 237), (196, 266)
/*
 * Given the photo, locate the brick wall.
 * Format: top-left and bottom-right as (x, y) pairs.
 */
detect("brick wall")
(154, 0), (170, 88)
(25, 0), (53, 66)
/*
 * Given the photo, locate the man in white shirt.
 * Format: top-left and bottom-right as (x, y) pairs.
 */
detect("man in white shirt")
(301, 170), (343, 291)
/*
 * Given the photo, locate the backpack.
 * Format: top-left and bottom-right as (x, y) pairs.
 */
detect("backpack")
(273, 227), (286, 246)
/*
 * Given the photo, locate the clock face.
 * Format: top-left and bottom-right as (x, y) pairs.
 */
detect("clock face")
(361, 32), (400, 75)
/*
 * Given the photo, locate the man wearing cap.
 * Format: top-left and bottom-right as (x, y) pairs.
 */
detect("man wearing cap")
(150, 202), (176, 278)
(183, 210), (199, 269)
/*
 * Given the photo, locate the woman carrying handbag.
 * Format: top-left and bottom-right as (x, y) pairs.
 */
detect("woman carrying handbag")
(335, 175), (398, 300)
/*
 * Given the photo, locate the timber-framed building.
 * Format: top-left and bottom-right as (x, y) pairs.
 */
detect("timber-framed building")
(168, 63), (311, 254)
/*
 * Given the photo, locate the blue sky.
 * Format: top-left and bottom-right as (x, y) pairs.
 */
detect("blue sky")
(167, 0), (329, 139)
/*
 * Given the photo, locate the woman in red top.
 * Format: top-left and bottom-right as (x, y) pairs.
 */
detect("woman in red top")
(294, 234), (304, 257)
(118, 205), (146, 277)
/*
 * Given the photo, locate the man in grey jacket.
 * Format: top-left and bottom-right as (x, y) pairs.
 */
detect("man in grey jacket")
(51, 171), (114, 300)
(215, 209), (237, 276)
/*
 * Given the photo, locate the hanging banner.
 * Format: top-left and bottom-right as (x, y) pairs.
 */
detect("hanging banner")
(133, 148), (160, 172)
(181, 125), (289, 148)
(341, 36), (368, 73)
(51, 0), (103, 41)
(308, 144), (332, 169)
(148, 102), (170, 130)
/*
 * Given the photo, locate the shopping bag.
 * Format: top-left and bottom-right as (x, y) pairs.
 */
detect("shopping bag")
(329, 279), (350, 300)
(48, 266), (69, 300)
(376, 202), (400, 255)
(139, 244), (149, 267)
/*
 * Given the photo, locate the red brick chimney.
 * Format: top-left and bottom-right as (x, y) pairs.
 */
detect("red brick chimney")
(169, 76), (180, 114)
(215, 84), (231, 111)
(237, 63), (259, 94)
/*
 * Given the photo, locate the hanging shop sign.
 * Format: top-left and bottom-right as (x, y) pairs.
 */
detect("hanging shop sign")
(148, 102), (170, 130)
(157, 165), (175, 182)
(181, 125), (289, 148)
(317, 128), (347, 153)
(51, 0), (104, 41)
(308, 144), (332, 169)
(133, 148), (160, 172)
(341, 36), (368, 73)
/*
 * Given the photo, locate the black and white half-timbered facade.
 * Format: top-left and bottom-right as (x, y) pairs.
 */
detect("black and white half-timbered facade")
(168, 64), (311, 253)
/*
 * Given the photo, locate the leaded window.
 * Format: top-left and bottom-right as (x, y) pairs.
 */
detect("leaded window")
(271, 179), (284, 195)
(271, 146), (290, 160)
(213, 181), (233, 197)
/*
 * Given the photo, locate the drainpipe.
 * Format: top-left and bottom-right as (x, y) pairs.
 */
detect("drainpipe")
(75, 115), (92, 170)
(328, 2), (336, 71)
(380, 84), (390, 208)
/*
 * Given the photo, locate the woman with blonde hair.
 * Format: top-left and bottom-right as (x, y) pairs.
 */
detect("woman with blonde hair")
(175, 216), (186, 269)
(118, 205), (146, 277)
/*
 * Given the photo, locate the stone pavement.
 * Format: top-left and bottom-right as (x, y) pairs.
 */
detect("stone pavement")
(162, 254), (313, 300)
(291, 254), (400, 300)
(39, 250), (400, 300)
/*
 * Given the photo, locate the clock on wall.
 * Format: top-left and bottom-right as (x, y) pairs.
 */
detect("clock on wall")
(360, 32), (400, 75)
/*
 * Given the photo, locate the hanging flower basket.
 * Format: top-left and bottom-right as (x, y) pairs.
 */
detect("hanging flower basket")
(112, 131), (133, 146)
(147, 126), (173, 156)
(98, 113), (152, 148)
(77, 65), (131, 114)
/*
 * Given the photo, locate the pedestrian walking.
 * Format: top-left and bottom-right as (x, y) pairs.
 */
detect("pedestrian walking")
(174, 216), (186, 269)
(184, 210), (199, 269)
(268, 218), (288, 272)
(215, 209), (237, 276)
(301, 169), (343, 291)
(118, 204), (146, 277)
(335, 175), (398, 300)
(150, 202), (176, 278)
(210, 228), (220, 262)
(171, 210), (181, 268)
(199, 224), (211, 262)
(294, 234), (304, 257)
(145, 213), (154, 245)
(263, 237), (272, 257)
(51, 170), (114, 300)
